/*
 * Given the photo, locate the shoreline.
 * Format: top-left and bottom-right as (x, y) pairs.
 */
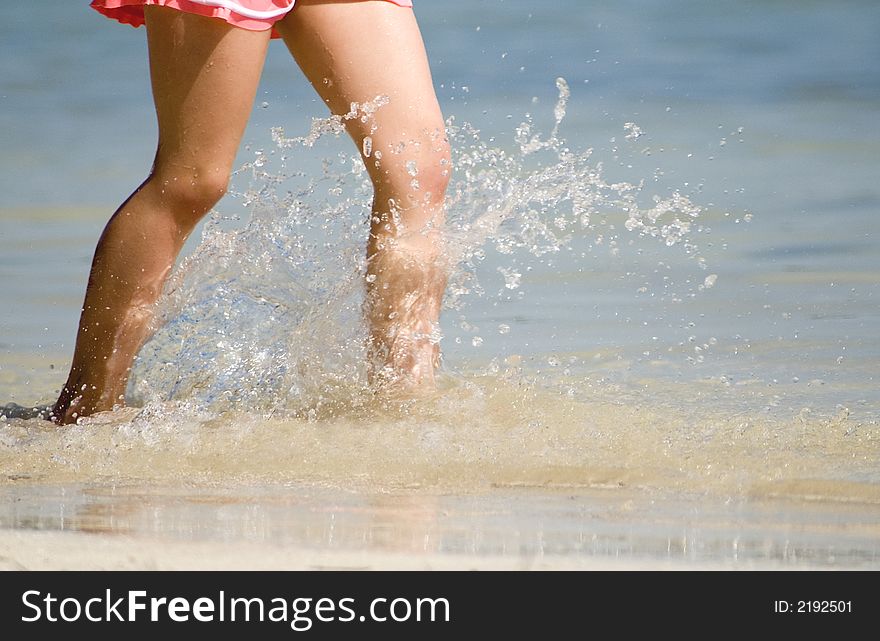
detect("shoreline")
(0, 528), (838, 571)
(2, 482), (878, 571)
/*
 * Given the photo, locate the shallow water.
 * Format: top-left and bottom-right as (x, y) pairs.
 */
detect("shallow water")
(2, 483), (879, 570)
(1, 0), (879, 568)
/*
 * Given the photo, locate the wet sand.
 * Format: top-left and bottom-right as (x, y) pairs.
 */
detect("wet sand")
(2, 482), (878, 570)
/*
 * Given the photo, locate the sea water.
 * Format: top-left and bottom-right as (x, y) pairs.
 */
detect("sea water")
(1, 0), (878, 568)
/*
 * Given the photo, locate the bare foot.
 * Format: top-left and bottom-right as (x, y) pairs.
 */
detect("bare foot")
(51, 374), (127, 425)
(370, 317), (441, 391)
(365, 234), (446, 392)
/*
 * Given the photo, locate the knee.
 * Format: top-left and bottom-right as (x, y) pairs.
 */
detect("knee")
(147, 167), (230, 229)
(417, 139), (452, 206)
(372, 135), (452, 209)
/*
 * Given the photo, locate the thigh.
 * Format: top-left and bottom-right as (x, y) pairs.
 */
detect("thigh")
(275, 1), (447, 180)
(145, 5), (272, 174)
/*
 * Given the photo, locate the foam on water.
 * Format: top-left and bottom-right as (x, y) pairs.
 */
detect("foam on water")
(2, 81), (878, 503)
(2, 374), (879, 503)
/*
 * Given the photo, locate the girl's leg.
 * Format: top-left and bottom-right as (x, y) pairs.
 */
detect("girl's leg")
(276, 0), (451, 388)
(52, 7), (271, 424)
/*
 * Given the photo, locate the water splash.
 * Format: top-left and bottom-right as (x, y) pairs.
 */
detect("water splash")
(4, 84), (878, 500)
(128, 79), (707, 418)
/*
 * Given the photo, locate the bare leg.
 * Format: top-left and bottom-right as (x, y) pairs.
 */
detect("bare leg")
(276, 0), (451, 388)
(52, 7), (271, 424)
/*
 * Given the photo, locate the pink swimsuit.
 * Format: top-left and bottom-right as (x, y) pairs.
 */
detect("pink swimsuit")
(91, 1), (414, 36)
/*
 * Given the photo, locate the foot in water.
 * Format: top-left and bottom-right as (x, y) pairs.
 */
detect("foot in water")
(365, 233), (446, 392)
(370, 317), (442, 392)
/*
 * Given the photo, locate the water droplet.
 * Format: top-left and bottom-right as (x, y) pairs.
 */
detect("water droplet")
(553, 77), (569, 127)
(362, 136), (372, 157)
(498, 267), (522, 290)
(624, 122), (644, 140)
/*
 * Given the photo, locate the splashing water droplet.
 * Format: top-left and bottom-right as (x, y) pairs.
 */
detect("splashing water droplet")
(362, 136), (372, 158)
(128, 86), (708, 417)
(624, 122), (644, 141)
(552, 77), (570, 133)
(498, 267), (522, 290)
